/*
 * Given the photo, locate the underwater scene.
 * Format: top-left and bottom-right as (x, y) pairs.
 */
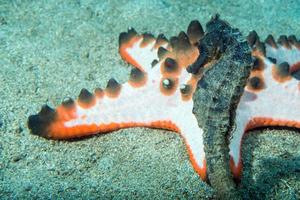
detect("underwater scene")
(1, 0), (300, 199)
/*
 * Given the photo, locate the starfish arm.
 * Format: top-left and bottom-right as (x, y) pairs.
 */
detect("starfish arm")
(175, 113), (207, 180)
(27, 70), (179, 139)
(119, 28), (168, 72)
(28, 63), (207, 180)
(229, 34), (300, 179)
(28, 76), (207, 180)
(118, 21), (203, 73)
(229, 94), (253, 178)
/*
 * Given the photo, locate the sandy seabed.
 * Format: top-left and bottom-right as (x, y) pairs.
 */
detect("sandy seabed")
(0, 0), (299, 199)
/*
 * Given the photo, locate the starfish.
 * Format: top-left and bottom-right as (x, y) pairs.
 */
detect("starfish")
(28, 20), (209, 180)
(229, 32), (300, 178)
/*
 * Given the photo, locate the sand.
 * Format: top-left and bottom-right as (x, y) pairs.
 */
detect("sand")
(0, 0), (299, 199)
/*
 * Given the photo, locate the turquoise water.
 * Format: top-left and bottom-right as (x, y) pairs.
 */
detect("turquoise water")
(0, 0), (299, 199)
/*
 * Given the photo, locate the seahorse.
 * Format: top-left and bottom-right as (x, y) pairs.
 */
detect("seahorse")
(192, 19), (300, 198)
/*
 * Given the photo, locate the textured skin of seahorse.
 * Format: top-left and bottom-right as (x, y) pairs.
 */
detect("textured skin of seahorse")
(229, 33), (300, 179)
(28, 21), (208, 180)
(192, 15), (252, 199)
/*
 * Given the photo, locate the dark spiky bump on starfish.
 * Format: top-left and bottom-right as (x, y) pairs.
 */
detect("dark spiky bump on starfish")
(187, 20), (204, 45)
(288, 35), (297, 46)
(265, 34), (277, 48)
(290, 35), (300, 48)
(159, 77), (178, 96)
(177, 31), (192, 50)
(105, 78), (121, 97)
(288, 35), (300, 49)
(119, 28), (137, 45)
(255, 39), (266, 56)
(252, 56), (264, 71)
(157, 33), (168, 42)
(130, 68), (145, 83)
(28, 105), (56, 138)
(128, 27), (137, 35)
(155, 33), (168, 47)
(247, 30), (259, 47)
(141, 33), (155, 46)
(169, 36), (179, 49)
(118, 32), (128, 46)
(164, 57), (178, 72)
(267, 57), (277, 64)
(62, 97), (75, 108)
(249, 76), (265, 90)
(78, 88), (95, 105)
(180, 84), (191, 95)
(162, 78), (173, 89)
(157, 46), (169, 60)
(151, 59), (159, 67)
(278, 35), (291, 49)
(277, 62), (290, 77)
